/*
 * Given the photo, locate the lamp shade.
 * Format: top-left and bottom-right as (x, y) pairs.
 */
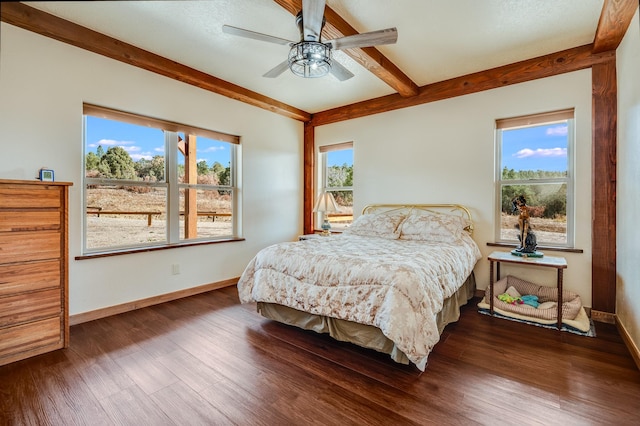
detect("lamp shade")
(313, 192), (339, 213)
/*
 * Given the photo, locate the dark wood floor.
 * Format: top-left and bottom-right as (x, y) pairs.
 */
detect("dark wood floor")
(1, 286), (639, 425)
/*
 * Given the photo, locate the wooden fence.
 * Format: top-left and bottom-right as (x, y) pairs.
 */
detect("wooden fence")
(87, 207), (231, 226)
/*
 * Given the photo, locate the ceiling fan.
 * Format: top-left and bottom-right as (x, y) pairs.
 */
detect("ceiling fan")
(222, 0), (397, 81)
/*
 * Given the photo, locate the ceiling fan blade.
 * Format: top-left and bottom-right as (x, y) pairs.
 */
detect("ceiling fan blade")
(329, 60), (354, 81)
(302, 0), (326, 41)
(262, 60), (290, 78)
(222, 25), (294, 45)
(328, 28), (398, 50)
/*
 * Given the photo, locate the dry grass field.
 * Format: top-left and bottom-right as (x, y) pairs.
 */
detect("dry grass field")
(86, 186), (231, 213)
(85, 187), (232, 249)
(84, 188), (567, 247)
(501, 212), (567, 244)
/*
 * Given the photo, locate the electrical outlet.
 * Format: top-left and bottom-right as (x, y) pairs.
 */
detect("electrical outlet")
(172, 264), (180, 275)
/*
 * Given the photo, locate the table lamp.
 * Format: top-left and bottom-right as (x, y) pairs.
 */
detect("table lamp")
(313, 192), (339, 236)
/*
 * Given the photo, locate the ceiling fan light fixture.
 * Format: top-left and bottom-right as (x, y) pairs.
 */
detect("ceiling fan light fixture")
(288, 41), (331, 78)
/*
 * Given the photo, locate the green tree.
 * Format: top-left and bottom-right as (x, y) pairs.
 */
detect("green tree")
(135, 158), (152, 179)
(149, 155), (165, 181)
(502, 167), (516, 180)
(197, 160), (209, 176)
(97, 146), (136, 179)
(96, 145), (105, 159)
(134, 157), (164, 181)
(540, 185), (567, 218)
(327, 164), (353, 206)
(501, 185), (537, 213)
(328, 164), (352, 187)
(218, 164), (231, 186)
(211, 161), (225, 177)
(85, 152), (100, 171)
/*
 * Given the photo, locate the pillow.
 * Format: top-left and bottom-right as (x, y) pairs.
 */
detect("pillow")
(505, 286), (522, 298)
(343, 212), (406, 239)
(399, 213), (469, 243)
(537, 301), (557, 310)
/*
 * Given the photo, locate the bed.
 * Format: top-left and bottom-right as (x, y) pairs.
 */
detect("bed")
(237, 204), (482, 371)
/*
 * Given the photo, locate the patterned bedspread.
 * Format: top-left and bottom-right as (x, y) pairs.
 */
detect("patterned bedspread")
(237, 233), (481, 370)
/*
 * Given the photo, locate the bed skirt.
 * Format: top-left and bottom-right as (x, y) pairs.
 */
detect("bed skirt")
(256, 272), (476, 366)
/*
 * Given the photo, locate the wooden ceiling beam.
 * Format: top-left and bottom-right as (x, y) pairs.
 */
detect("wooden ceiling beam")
(0, 2), (311, 122)
(592, 0), (638, 53)
(311, 44), (616, 127)
(273, 0), (419, 97)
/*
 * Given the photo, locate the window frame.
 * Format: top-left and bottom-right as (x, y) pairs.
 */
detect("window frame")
(316, 142), (354, 231)
(494, 109), (575, 248)
(82, 104), (240, 255)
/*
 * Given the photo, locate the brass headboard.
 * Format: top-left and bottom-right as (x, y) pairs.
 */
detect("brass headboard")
(361, 204), (475, 235)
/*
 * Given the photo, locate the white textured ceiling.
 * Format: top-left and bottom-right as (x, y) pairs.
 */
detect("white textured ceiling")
(24, 0), (605, 113)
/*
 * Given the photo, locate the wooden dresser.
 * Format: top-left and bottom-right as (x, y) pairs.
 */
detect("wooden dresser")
(0, 179), (72, 366)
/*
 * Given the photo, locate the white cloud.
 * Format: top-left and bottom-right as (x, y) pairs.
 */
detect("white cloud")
(202, 146), (225, 153)
(546, 125), (568, 136)
(130, 154), (153, 161)
(89, 138), (136, 148)
(514, 147), (567, 158)
(89, 139), (148, 157)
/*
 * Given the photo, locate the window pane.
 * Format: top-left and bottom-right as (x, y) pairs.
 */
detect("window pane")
(326, 148), (353, 230)
(497, 114), (572, 248)
(179, 188), (233, 240)
(500, 183), (567, 245)
(84, 107), (239, 254)
(85, 184), (167, 250)
(177, 134), (232, 186)
(501, 122), (568, 179)
(327, 190), (353, 231)
(85, 116), (165, 181)
(326, 149), (353, 188)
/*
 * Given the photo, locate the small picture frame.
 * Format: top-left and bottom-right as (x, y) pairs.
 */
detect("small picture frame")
(39, 168), (55, 182)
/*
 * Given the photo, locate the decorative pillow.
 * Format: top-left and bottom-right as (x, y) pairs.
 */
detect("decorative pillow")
(343, 212), (406, 239)
(399, 213), (469, 243)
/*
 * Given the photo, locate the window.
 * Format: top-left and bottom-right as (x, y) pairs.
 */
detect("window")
(495, 109), (574, 248)
(317, 142), (353, 231)
(83, 104), (240, 253)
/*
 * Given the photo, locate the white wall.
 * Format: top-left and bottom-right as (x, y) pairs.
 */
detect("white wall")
(617, 9), (640, 352)
(0, 24), (303, 315)
(316, 71), (594, 305)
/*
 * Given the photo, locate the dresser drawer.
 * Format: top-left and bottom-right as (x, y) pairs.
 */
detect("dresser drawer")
(0, 231), (60, 264)
(0, 210), (61, 232)
(0, 180), (70, 366)
(0, 288), (61, 327)
(0, 316), (62, 360)
(0, 185), (61, 209)
(0, 260), (60, 297)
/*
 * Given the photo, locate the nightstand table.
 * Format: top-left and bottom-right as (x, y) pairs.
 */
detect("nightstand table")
(488, 251), (567, 330)
(299, 234), (322, 241)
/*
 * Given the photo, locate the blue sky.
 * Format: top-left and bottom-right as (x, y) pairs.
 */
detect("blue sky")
(327, 148), (353, 167)
(87, 115), (352, 167)
(501, 122), (568, 172)
(85, 116), (231, 166)
(87, 116), (562, 171)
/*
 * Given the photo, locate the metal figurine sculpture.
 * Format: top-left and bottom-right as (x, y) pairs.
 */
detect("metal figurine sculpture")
(512, 195), (539, 255)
